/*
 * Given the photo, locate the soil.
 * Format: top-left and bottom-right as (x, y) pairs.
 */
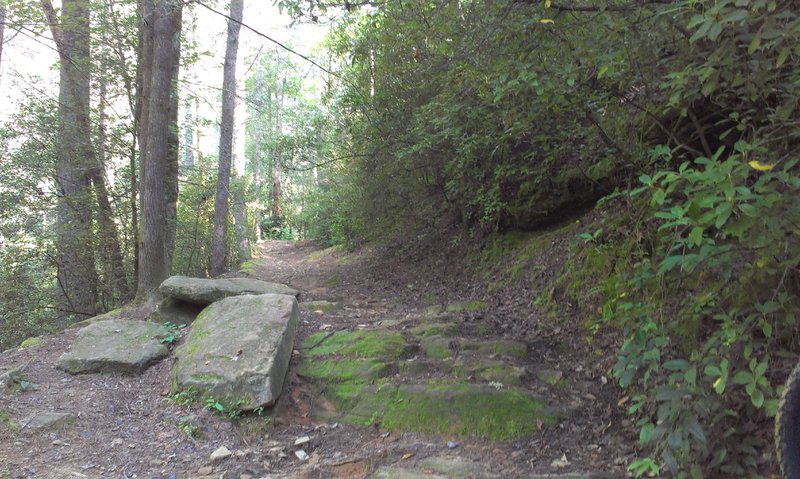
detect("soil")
(0, 240), (638, 479)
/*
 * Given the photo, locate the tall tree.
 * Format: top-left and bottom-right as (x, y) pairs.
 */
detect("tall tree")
(209, 0), (243, 277)
(136, 0), (182, 298)
(269, 77), (285, 229)
(41, 0), (99, 321)
(0, 0), (6, 74)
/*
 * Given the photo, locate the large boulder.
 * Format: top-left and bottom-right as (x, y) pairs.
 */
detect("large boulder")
(56, 320), (169, 375)
(172, 293), (299, 410)
(159, 276), (299, 305)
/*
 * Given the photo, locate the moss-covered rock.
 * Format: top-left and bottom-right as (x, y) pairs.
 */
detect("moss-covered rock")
(460, 339), (528, 359)
(172, 294), (299, 411)
(298, 358), (393, 382)
(452, 360), (527, 385)
(303, 330), (412, 359)
(346, 383), (557, 440)
(18, 337), (41, 348)
(419, 336), (452, 360)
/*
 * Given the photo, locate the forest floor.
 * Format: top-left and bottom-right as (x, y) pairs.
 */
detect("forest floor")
(0, 240), (637, 479)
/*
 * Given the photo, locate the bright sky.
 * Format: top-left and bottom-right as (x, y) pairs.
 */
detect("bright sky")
(0, 0), (327, 170)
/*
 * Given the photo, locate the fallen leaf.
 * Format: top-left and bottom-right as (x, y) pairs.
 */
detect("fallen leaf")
(402, 453), (414, 460)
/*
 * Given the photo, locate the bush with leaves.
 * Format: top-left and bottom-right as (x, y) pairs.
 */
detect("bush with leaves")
(605, 1), (800, 476)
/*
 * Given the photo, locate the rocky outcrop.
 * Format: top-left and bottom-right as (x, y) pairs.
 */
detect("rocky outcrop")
(159, 276), (299, 305)
(172, 294), (299, 411)
(56, 320), (169, 375)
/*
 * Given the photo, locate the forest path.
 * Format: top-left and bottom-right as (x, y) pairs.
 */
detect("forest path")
(0, 240), (631, 478)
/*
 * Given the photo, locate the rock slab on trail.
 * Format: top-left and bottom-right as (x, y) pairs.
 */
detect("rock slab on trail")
(173, 293), (299, 410)
(159, 276), (299, 305)
(56, 319), (169, 375)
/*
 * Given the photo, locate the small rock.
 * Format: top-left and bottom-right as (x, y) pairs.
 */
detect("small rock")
(550, 453), (570, 468)
(197, 466), (213, 475)
(295, 450), (308, 461)
(20, 412), (74, 430)
(294, 435), (311, 446)
(210, 446), (232, 461)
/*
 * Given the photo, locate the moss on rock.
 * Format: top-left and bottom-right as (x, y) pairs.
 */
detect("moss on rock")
(303, 330), (412, 359)
(298, 358), (393, 382)
(345, 382), (557, 440)
(18, 337), (41, 348)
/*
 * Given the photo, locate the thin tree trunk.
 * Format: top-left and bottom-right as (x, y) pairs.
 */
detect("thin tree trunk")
(136, 0), (183, 299)
(41, 0), (99, 322)
(231, 178), (251, 264)
(95, 23), (130, 305)
(270, 79), (285, 229)
(209, 0), (243, 277)
(251, 66), (263, 241)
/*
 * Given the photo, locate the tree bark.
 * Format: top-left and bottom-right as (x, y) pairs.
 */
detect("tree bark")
(270, 78), (285, 230)
(136, 0), (183, 299)
(95, 21), (130, 305)
(41, 0), (99, 322)
(251, 66), (264, 241)
(231, 177), (251, 264)
(209, 0), (243, 277)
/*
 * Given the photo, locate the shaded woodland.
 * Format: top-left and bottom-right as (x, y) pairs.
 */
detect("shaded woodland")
(0, 0), (798, 476)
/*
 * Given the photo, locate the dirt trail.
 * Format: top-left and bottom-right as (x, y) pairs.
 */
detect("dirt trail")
(0, 241), (633, 479)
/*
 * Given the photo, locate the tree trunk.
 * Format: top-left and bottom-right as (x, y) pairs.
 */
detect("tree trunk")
(41, 0), (99, 322)
(95, 25), (130, 306)
(231, 177), (251, 264)
(251, 66), (264, 241)
(136, 0), (183, 299)
(270, 79), (285, 231)
(209, 0), (243, 277)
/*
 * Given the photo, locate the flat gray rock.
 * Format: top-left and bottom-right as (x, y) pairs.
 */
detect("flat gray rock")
(159, 276), (299, 305)
(56, 320), (169, 375)
(173, 294), (299, 410)
(20, 412), (74, 430)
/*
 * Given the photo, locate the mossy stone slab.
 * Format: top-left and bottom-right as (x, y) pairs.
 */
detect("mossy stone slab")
(298, 357), (394, 382)
(56, 319), (169, 375)
(173, 294), (299, 410)
(346, 383), (558, 441)
(303, 330), (412, 359)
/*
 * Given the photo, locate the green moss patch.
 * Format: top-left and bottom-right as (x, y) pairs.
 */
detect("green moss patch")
(410, 322), (461, 337)
(238, 260), (258, 274)
(420, 336), (452, 360)
(460, 339), (528, 359)
(298, 358), (393, 382)
(18, 337), (41, 348)
(452, 361), (527, 385)
(345, 383), (557, 441)
(303, 330), (412, 359)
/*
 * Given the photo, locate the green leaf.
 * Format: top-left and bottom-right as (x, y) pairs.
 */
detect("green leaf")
(663, 359), (689, 371)
(689, 227), (704, 246)
(732, 371), (753, 385)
